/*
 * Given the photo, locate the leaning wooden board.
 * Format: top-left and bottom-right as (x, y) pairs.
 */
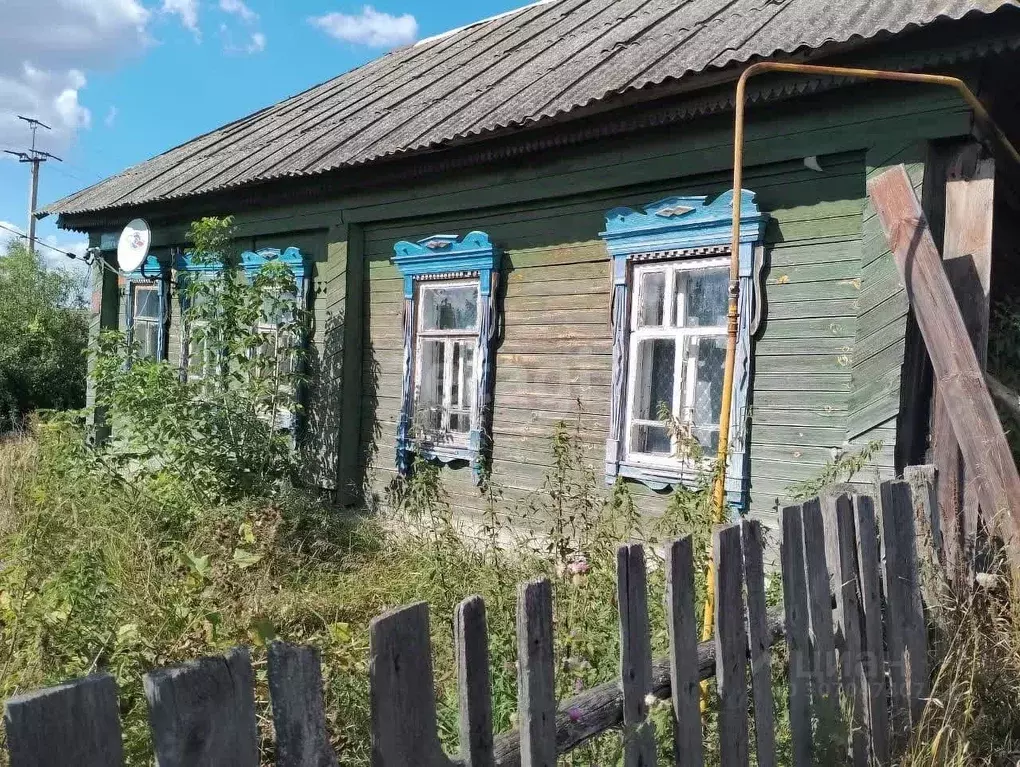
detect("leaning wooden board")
(868, 164), (1020, 567)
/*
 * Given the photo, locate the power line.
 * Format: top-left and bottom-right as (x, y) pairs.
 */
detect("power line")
(0, 221), (93, 264)
(4, 116), (62, 256)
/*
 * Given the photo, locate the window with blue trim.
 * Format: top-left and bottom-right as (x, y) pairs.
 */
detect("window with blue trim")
(391, 232), (501, 482)
(124, 255), (167, 361)
(599, 191), (766, 511)
(175, 246), (309, 427)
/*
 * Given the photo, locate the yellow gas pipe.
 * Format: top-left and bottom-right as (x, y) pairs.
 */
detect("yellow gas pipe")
(700, 61), (1020, 677)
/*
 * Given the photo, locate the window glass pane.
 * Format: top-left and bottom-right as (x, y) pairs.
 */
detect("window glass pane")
(418, 339), (446, 433)
(136, 322), (159, 359)
(689, 336), (727, 453)
(449, 341), (474, 435)
(421, 285), (478, 330)
(133, 286), (159, 320)
(677, 267), (727, 327)
(632, 338), (675, 421)
(636, 271), (666, 327)
(631, 424), (672, 456)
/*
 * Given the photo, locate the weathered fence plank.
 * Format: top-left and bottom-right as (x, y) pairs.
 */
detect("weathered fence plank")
(780, 505), (812, 767)
(741, 519), (775, 767)
(456, 595), (494, 767)
(490, 610), (787, 766)
(905, 464), (943, 603)
(517, 578), (556, 767)
(617, 544), (657, 767)
(829, 495), (868, 767)
(369, 602), (451, 767)
(267, 642), (338, 767)
(144, 647), (259, 767)
(802, 498), (841, 755)
(854, 493), (890, 765)
(666, 536), (704, 767)
(715, 524), (749, 767)
(881, 480), (929, 735)
(5, 674), (124, 767)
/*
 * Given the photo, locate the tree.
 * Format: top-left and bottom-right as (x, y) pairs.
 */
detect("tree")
(0, 238), (88, 430)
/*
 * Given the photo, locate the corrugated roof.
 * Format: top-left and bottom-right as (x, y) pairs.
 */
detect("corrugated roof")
(44, 0), (1019, 217)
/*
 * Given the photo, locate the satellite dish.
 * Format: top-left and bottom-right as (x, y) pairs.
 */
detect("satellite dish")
(117, 218), (151, 272)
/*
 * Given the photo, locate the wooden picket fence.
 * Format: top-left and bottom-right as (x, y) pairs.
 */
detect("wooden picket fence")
(3, 474), (934, 767)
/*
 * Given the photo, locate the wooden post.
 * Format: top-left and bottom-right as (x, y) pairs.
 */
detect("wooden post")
(930, 144), (995, 583)
(714, 524), (749, 767)
(267, 642), (338, 767)
(456, 595), (494, 767)
(5, 674), (124, 767)
(617, 544), (656, 767)
(517, 578), (556, 767)
(369, 603), (451, 767)
(740, 520), (775, 767)
(853, 494), (890, 765)
(780, 505), (812, 767)
(144, 647), (259, 767)
(868, 163), (1020, 569)
(665, 536), (704, 767)
(880, 481), (929, 736)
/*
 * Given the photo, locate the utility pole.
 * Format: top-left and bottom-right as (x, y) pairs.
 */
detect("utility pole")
(4, 116), (61, 255)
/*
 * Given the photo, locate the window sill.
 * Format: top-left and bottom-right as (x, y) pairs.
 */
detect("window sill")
(417, 442), (474, 465)
(615, 460), (705, 492)
(611, 459), (747, 512)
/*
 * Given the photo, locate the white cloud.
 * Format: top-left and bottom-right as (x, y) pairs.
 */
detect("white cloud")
(104, 106), (118, 128)
(0, 0), (150, 153)
(247, 32), (267, 53)
(220, 0), (257, 23)
(309, 6), (418, 48)
(162, 0), (200, 38)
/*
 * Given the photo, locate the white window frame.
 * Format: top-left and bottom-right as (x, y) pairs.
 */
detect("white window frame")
(130, 283), (162, 360)
(624, 256), (729, 470)
(412, 278), (480, 449)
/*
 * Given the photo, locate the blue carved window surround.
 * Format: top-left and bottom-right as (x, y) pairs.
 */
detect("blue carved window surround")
(123, 254), (168, 361)
(174, 247), (310, 426)
(391, 232), (501, 482)
(599, 190), (766, 511)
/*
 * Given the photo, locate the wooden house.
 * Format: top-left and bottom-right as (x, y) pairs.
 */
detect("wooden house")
(42, 0), (1020, 536)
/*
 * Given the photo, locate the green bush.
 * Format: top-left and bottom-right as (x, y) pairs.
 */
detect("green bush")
(0, 240), (87, 431)
(0, 416), (787, 766)
(90, 216), (308, 505)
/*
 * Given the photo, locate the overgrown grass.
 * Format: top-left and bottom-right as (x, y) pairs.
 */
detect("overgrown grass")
(896, 569), (1020, 766)
(0, 418), (794, 765)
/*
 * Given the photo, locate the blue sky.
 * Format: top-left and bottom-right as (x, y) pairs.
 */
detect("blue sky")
(0, 0), (528, 270)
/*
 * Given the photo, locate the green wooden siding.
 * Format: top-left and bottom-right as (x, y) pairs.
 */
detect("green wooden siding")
(348, 83), (969, 533)
(90, 77), (980, 535)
